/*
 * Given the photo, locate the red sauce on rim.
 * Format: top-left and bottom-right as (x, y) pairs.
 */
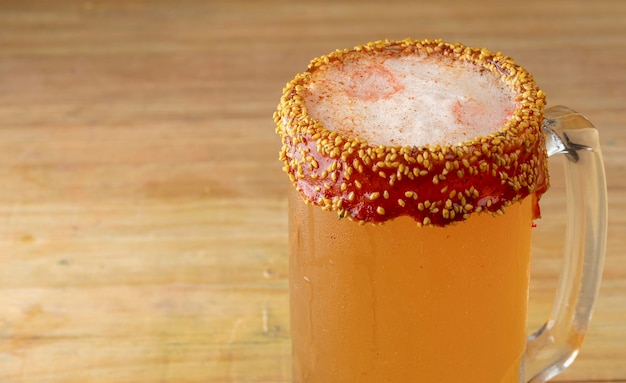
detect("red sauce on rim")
(274, 39), (549, 226)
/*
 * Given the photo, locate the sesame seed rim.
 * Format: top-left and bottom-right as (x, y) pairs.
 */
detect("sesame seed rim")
(274, 38), (549, 226)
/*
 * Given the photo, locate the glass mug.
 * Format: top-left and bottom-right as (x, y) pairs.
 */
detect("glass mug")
(274, 39), (607, 383)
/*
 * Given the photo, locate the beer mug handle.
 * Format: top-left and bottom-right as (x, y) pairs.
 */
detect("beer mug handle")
(524, 106), (608, 382)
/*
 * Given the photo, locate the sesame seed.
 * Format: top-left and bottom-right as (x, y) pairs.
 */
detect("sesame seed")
(369, 191), (381, 201)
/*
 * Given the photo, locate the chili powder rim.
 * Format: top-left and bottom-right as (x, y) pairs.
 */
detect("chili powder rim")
(274, 38), (549, 226)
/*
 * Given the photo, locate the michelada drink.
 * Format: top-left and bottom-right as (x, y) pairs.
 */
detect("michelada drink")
(275, 39), (549, 383)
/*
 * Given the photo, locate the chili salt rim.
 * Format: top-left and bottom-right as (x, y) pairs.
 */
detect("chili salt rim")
(274, 38), (549, 226)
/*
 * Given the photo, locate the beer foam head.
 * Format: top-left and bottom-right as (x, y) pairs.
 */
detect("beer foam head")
(303, 52), (518, 147)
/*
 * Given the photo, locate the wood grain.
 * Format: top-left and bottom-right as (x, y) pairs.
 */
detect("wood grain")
(0, 0), (624, 381)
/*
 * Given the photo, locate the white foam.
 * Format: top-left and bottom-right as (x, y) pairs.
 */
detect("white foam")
(303, 54), (518, 147)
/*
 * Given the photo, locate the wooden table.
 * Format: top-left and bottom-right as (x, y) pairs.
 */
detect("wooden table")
(0, 0), (624, 381)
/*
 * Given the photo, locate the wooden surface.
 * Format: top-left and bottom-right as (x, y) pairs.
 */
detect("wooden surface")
(0, 0), (624, 381)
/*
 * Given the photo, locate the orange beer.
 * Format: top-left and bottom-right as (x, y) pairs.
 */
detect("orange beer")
(275, 39), (550, 382)
(289, 187), (533, 382)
